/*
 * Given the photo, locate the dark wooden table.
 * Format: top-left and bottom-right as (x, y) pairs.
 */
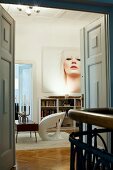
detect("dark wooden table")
(15, 120), (39, 143)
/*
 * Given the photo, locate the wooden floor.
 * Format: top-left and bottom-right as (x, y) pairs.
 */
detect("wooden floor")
(11, 128), (78, 170)
(12, 147), (70, 170)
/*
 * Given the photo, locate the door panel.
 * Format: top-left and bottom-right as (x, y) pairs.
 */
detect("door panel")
(88, 24), (101, 57)
(2, 16), (12, 53)
(1, 59), (11, 152)
(89, 62), (102, 107)
(85, 16), (107, 108)
(0, 6), (15, 170)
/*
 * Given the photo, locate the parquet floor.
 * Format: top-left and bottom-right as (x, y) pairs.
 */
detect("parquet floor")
(12, 147), (70, 170)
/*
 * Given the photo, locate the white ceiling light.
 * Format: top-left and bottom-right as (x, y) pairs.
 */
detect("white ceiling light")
(17, 5), (40, 16)
(25, 6), (32, 16)
(34, 6), (40, 13)
(17, 4), (23, 11)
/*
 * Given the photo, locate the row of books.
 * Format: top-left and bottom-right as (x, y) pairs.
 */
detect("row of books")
(41, 100), (56, 106)
(41, 109), (72, 118)
(41, 99), (81, 107)
(41, 109), (57, 118)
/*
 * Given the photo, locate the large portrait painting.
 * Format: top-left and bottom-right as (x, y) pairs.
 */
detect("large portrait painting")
(42, 47), (81, 94)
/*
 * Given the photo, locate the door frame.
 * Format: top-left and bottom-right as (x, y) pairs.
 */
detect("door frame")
(15, 63), (33, 119)
(2, 0), (112, 106)
(1, 0), (113, 161)
(15, 60), (35, 120)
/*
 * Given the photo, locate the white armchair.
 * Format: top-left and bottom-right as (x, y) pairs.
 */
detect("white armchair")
(39, 112), (66, 141)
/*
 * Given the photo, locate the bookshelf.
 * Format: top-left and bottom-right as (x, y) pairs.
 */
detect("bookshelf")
(40, 98), (57, 119)
(39, 95), (83, 128)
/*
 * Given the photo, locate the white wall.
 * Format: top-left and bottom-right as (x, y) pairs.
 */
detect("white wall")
(15, 16), (81, 123)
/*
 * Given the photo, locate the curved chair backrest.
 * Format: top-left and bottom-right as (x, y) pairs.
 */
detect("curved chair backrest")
(39, 112), (66, 141)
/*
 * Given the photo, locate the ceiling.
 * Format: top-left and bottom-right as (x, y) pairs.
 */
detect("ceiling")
(1, 3), (104, 28)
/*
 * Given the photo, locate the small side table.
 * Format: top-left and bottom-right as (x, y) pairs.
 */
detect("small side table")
(15, 120), (39, 143)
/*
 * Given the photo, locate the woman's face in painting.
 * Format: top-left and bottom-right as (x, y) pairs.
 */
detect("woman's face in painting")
(63, 56), (81, 76)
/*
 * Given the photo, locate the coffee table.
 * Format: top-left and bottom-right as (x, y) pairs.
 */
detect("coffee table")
(15, 120), (39, 143)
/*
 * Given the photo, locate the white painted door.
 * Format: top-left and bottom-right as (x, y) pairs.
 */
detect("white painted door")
(0, 6), (15, 170)
(84, 16), (107, 108)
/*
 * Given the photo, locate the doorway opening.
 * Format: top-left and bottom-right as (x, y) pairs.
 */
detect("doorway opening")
(15, 64), (33, 120)
(0, 2), (110, 170)
(1, 2), (109, 149)
(0, 3), (106, 123)
(1, 3), (108, 126)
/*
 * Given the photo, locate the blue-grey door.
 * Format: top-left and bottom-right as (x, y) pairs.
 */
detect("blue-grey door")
(84, 16), (107, 108)
(0, 5), (15, 170)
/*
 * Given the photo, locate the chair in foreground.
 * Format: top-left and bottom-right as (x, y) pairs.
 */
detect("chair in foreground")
(39, 112), (66, 141)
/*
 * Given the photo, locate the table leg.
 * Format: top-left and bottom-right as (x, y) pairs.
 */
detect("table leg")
(35, 131), (37, 142)
(30, 131), (31, 137)
(16, 131), (18, 143)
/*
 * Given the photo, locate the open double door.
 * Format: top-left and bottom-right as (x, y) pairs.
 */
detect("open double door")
(0, 4), (108, 170)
